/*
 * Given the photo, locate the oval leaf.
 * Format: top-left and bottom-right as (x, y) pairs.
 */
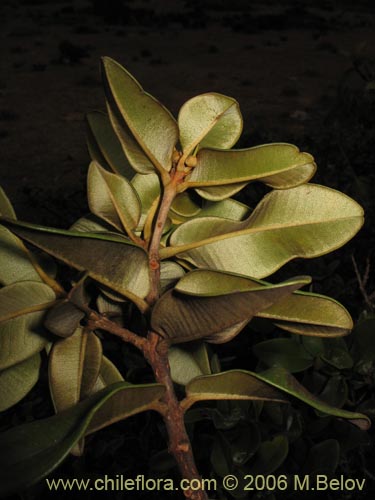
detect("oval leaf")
(0, 354), (41, 412)
(1, 219), (150, 309)
(87, 161), (141, 234)
(257, 289), (353, 337)
(151, 271), (310, 343)
(178, 93), (242, 156)
(102, 57), (178, 174)
(253, 338), (314, 373)
(182, 144), (316, 193)
(168, 342), (211, 386)
(163, 184), (364, 279)
(86, 111), (134, 179)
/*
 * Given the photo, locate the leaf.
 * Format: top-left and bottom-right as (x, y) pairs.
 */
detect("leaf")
(0, 382), (164, 497)
(160, 261), (185, 292)
(0, 354), (41, 412)
(253, 338), (314, 373)
(102, 56), (178, 174)
(86, 111), (134, 179)
(184, 371), (289, 409)
(86, 383), (164, 435)
(0, 283), (56, 370)
(0, 281), (56, 323)
(87, 161), (141, 234)
(194, 182), (249, 202)
(198, 198), (250, 221)
(44, 300), (85, 338)
(247, 435), (289, 475)
(181, 144), (316, 196)
(48, 328), (103, 414)
(70, 214), (113, 233)
(151, 270), (310, 343)
(131, 173), (160, 229)
(168, 342), (211, 386)
(1, 219), (150, 309)
(0, 226), (42, 285)
(302, 439), (340, 475)
(0, 185), (16, 219)
(107, 104), (156, 174)
(163, 184), (364, 279)
(178, 93), (242, 156)
(92, 355), (125, 392)
(257, 289), (353, 337)
(254, 366), (371, 430)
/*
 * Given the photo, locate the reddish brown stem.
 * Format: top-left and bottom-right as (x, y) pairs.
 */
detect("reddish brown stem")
(145, 332), (209, 500)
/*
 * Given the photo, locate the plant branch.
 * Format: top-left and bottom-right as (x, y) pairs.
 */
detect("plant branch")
(144, 332), (209, 500)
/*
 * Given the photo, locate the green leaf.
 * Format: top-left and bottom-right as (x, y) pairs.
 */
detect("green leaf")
(0, 382), (164, 497)
(131, 173), (160, 229)
(44, 300), (85, 338)
(70, 214), (113, 233)
(181, 144), (315, 196)
(0, 226), (42, 285)
(102, 57), (178, 174)
(247, 435), (289, 475)
(92, 355), (126, 392)
(194, 182), (249, 202)
(253, 338), (314, 373)
(257, 289), (353, 337)
(0, 185), (16, 219)
(0, 283), (56, 370)
(151, 271), (310, 343)
(163, 184), (364, 279)
(168, 342), (211, 386)
(160, 261), (185, 292)
(1, 219), (150, 309)
(178, 93), (242, 156)
(86, 111), (134, 179)
(0, 354), (41, 412)
(254, 366), (371, 430)
(0, 281), (56, 323)
(302, 439), (340, 475)
(184, 371), (288, 409)
(198, 198), (250, 220)
(49, 328), (103, 414)
(87, 161), (141, 234)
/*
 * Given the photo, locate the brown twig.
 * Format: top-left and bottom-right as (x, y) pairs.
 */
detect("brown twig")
(352, 254), (374, 311)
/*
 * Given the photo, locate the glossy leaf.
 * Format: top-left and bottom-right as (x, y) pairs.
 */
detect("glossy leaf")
(86, 111), (134, 179)
(152, 271), (310, 343)
(0, 382), (164, 497)
(168, 342), (211, 386)
(178, 93), (242, 156)
(0, 226), (42, 285)
(102, 57), (178, 174)
(87, 161), (141, 233)
(0, 283), (56, 370)
(0, 354), (41, 412)
(0, 186), (16, 219)
(254, 366), (371, 430)
(253, 339), (314, 372)
(181, 144), (315, 195)
(184, 371), (288, 409)
(1, 219), (150, 308)
(164, 184), (364, 279)
(257, 289), (353, 337)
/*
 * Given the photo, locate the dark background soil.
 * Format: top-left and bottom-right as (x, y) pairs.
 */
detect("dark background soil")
(1, 0), (375, 499)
